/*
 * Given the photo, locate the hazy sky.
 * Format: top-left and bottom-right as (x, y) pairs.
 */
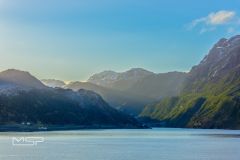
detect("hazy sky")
(0, 0), (240, 81)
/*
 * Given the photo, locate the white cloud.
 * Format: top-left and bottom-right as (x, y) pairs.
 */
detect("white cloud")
(207, 10), (235, 25)
(187, 10), (238, 34)
(188, 18), (207, 29)
(190, 10), (235, 28)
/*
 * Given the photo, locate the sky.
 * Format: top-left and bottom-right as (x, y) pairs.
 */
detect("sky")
(0, 0), (240, 81)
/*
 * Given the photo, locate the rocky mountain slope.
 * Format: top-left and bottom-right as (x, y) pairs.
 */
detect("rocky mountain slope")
(140, 35), (240, 129)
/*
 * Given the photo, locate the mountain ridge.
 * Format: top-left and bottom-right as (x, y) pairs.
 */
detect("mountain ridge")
(140, 35), (240, 129)
(0, 69), (143, 130)
(0, 69), (46, 89)
(88, 68), (155, 91)
(65, 69), (187, 115)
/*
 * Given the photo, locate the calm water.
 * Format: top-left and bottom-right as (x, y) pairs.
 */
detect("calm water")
(0, 128), (240, 160)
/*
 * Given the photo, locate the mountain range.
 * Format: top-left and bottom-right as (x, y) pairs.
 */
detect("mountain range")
(0, 69), (143, 131)
(63, 81), (154, 115)
(43, 69), (187, 115)
(87, 68), (187, 99)
(88, 68), (154, 91)
(140, 35), (240, 129)
(1, 35), (239, 130)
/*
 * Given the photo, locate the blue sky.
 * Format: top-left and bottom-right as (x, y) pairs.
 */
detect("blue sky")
(0, 0), (240, 81)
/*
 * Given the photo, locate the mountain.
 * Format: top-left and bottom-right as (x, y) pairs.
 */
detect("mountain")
(0, 69), (46, 89)
(140, 35), (240, 129)
(88, 68), (154, 91)
(88, 68), (187, 99)
(86, 68), (187, 115)
(0, 69), (143, 130)
(64, 81), (154, 115)
(127, 72), (187, 99)
(88, 70), (119, 88)
(42, 79), (66, 88)
(0, 88), (143, 130)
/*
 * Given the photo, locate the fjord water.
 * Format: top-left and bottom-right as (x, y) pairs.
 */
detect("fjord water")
(0, 128), (240, 160)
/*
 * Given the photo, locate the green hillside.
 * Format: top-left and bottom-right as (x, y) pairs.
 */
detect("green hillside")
(140, 35), (240, 129)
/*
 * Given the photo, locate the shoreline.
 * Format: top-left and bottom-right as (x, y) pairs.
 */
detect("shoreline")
(0, 124), (149, 132)
(1, 124), (240, 132)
